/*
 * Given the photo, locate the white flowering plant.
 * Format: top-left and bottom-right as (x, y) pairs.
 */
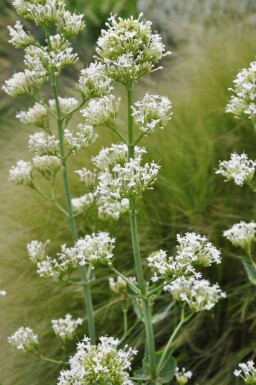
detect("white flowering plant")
(216, 59), (256, 382)
(217, 59), (256, 292)
(4, 1), (225, 384)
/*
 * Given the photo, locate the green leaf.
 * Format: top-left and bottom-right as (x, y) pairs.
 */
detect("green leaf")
(157, 350), (177, 384)
(151, 302), (175, 324)
(143, 350), (177, 384)
(242, 260), (256, 285)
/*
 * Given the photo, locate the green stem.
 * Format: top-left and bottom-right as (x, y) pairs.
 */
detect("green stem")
(50, 75), (96, 344)
(156, 309), (192, 375)
(122, 304), (128, 340)
(127, 87), (157, 380)
(111, 266), (140, 295)
(38, 354), (67, 365)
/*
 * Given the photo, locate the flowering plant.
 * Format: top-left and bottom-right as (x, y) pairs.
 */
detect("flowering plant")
(4, 1), (225, 384)
(216, 58), (256, 382)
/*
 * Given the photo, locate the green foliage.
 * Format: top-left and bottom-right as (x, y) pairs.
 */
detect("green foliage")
(242, 260), (256, 286)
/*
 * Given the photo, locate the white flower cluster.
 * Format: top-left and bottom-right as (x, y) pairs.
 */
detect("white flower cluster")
(16, 0), (66, 24)
(8, 326), (39, 353)
(16, 102), (48, 129)
(0, 290), (7, 296)
(27, 239), (50, 263)
(91, 144), (146, 171)
(52, 314), (83, 342)
(8, 20), (35, 48)
(73, 144), (158, 217)
(77, 62), (113, 100)
(28, 132), (59, 156)
(97, 197), (129, 220)
(58, 336), (137, 385)
(75, 168), (97, 189)
(49, 97), (79, 116)
(132, 93), (172, 135)
(9, 160), (33, 186)
(14, 0), (85, 38)
(95, 13), (171, 85)
(148, 232), (221, 282)
(81, 95), (120, 128)
(226, 61), (256, 121)
(32, 155), (61, 178)
(27, 232), (115, 281)
(3, 69), (46, 97)
(62, 232), (115, 267)
(97, 158), (160, 200)
(71, 193), (95, 213)
(216, 153), (256, 186)
(223, 221), (256, 249)
(57, 10), (85, 37)
(175, 367), (193, 385)
(234, 360), (256, 383)
(109, 276), (137, 295)
(4, 1), (85, 97)
(64, 125), (98, 154)
(46, 34), (79, 75)
(164, 277), (226, 312)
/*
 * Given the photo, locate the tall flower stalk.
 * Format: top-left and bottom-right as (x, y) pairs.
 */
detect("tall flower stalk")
(127, 86), (156, 378)
(50, 74), (96, 343)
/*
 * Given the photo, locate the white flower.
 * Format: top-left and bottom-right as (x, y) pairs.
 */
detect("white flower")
(176, 232), (221, 267)
(17, 103), (48, 129)
(46, 35), (78, 75)
(8, 20), (35, 48)
(49, 97), (79, 116)
(52, 314), (83, 341)
(216, 153), (256, 186)
(36, 256), (62, 281)
(13, 0), (27, 16)
(81, 95), (120, 127)
(3, 70), (46, 97)
(77, 62), (112, 99)
(0, 290), (7, 296)
(57, 336), (137, 385)
(234, 360), (256, 383)
(27, 239), (50, 263)
(25, 0), (66, 25)
(57, 11), (85, 37)
(132, 93), (172, 135)
(32, 155), (61, 177)
(71, 193), (95, 213)
(75, 168), (97, 189)
(60, 232), (115, 267)
(164, 276), (226, 312)
(97, 158), (160, 200)
(224, 221), (256, 249)
(64, 125), (97, 153)
(28, 132), (59, 156)
(97, 197), (129, 220)
(8, 327), (39, 353)
(109, 276), (137, 295)
(9, 160), (33, 186)
(92, 144), (146, 171)
(226, 61), (256, 121)
(175, 367), (193, 385)
(95, 13), (171, 84)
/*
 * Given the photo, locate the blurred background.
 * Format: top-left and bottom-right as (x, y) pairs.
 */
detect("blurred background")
(1, 1), (256, 384)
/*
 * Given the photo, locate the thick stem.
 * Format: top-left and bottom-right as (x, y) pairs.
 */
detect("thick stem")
(51, 76), (96, 344)
(127, 87), (157, 380)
